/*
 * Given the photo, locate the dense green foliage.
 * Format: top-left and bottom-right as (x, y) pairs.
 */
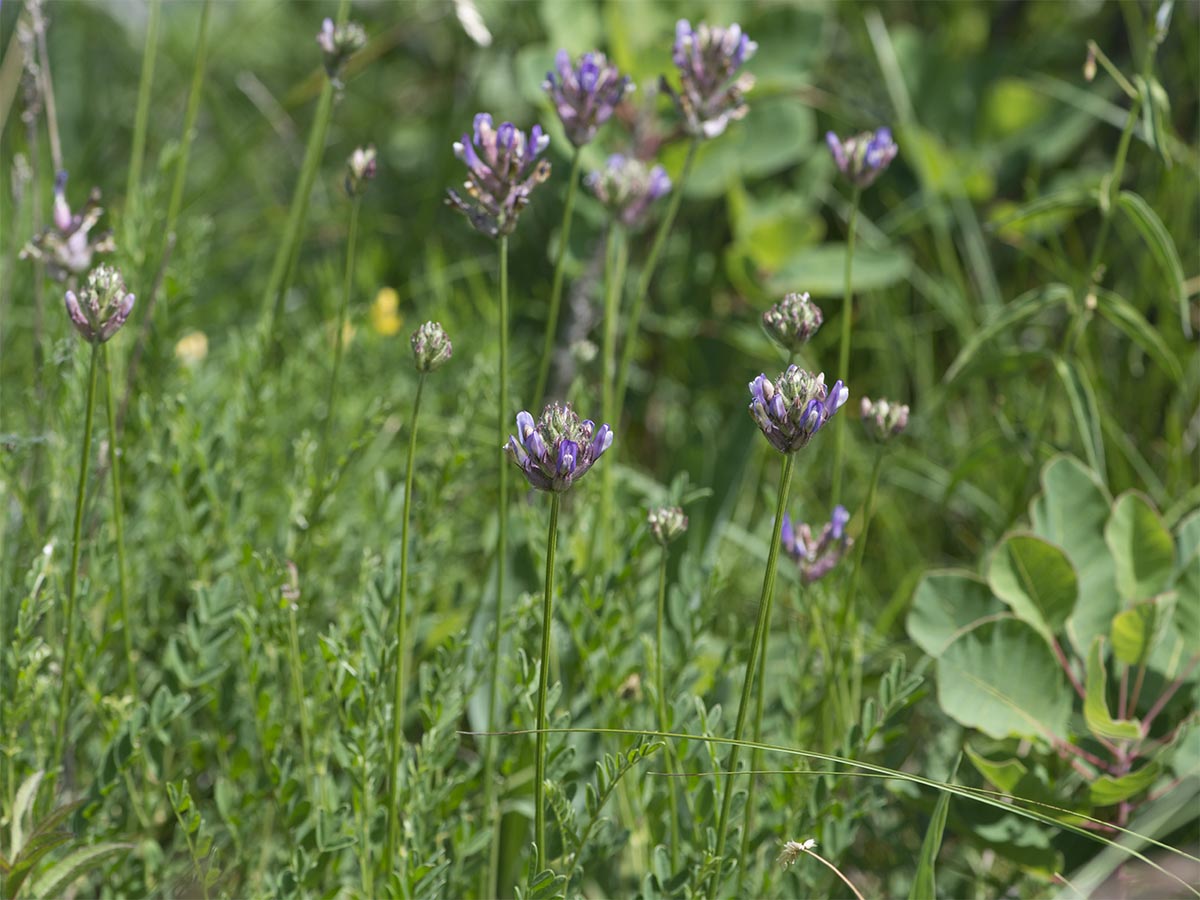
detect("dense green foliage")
(1, 0), (1197, 897)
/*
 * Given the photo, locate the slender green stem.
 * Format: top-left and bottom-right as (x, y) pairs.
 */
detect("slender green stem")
(737, 596), (775, 897)
(125, 0), (161, 211)
(655, 546), (681, 873)
(534, 494), (562, 871)
(614, 138), (699, 419)
(286, 601), (313, 795)
(358, 689), (374, 899)
(830, 186), (861, 509)
(261, 0), (351, 348)
(385, 373), (425, 886)
(102, 346), (135, 694)
(313, 197), (361, 513)
(53, 342), (101, 772)
(480, 235), (510, 898)
(828, 447), (884, 731)
(534, 147), (583, 407)
(600, 225), (627, 566)
(711, 453), (796, 895)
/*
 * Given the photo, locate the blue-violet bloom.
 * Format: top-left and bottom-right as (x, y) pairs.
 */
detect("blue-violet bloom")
(64, 264), (135, 344)
(748, 365), (848, 454)
(671, 19), (757, 139)
(585, 154), (672, 230)
(505, 403), (613, 493)
(543, 50), (633, 148)
(447, 113), (552, 239)
(782, 506), (852, 584)
(826, 128), (898, 189)
(21, 171), (114, 281)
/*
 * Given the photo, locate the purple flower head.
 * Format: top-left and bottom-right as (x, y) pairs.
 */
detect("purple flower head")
(20, 171), (114, 281)
(345, 145), (377, 196)
(505, 403), (613, 493)
(782, 506), (853, 584)
(543, 50), (634, 148)
(762, 292), (824, 351)
(585, 154), (672, 230)
(826, 128), (898, 189)
(748, 365), (848, 454)
(670, 19), (757, 139)
(648, 506), (688, 546)
(316, 17), (366, 86)
(410, 321), (452, 373)
(860, 396), (909, 442)
(63, 264), (135, 344)
(446, 113), (552, 238)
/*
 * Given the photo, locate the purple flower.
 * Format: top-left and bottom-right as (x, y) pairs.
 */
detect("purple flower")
(20, 171), (114, 281)
(782, 506), (853, 584)
(748, 365), (848, 454)
(585, 154), (672, 230)
(826, 128), (898, 189)
(762, 292), (823, 351)
(543, 50), (633, 148)
(860, 396), (909, 442)
(316, 17), (366, 86)
(670, 19), (757, 139)
(446, 113), (552, 238)
(64, 264), (135, 344)
(345, 145), (377, 196)
(505, 403), (613, 493)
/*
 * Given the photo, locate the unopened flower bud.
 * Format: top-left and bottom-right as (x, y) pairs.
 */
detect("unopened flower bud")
(410, 321), (452, 373)
(762, 292), (823, 350)
(316, 17), (366, 86)
(860, 396), (909, 441)
(345, 145), (377, 196)
(826, 128), (898, 189)
(648, 506), (688, 546)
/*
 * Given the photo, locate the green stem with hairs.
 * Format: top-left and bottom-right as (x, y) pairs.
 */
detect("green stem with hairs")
(534, 493), (562, 871)
(103, 346), (135, 694)
(261, 0), (351, 348)
(534, 146), (583, 406)
(385, 373), (426, 884)
(614, 138), (699, 419)
(711, 452), (796, 895)
(480, 234), (510, 897)
(53, 341), (101, 774)
(830, 185), (861, 509)
(655, 545), (681, 873)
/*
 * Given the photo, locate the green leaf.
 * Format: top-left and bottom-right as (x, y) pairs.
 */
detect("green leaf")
(1029, 455), (1120, 656)
(1052, 355), (1105, 475)
(766, 242), (910, 297)
(988, 188), (1090, 240)
(1174, 550), (1199, 652)
(909, 782), (953, 900)
(10, 770), (44, 857)
(987, 533), (1079, 646)
(1116, 191), (1191, 339)
(1105, 492), (1174, 602)
(938, 619), (1074, 741)
(964, 745), (1027, 794)
(26, 842), (131, 900)
(1089, 762), (1162, 806)
(1110, 602), (1158, 666)
(907, 570), (1007, 659)
(1093, 288), (1182, 383)
(944, 284), (1071, 383)
(1084, 638), (1142, 741)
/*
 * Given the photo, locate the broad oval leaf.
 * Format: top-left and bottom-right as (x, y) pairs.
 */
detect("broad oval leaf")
(1104, 492), (1174, 602)
(1110, 602), (1158, 666)
(938, 619), (1074, 741)
(1084, 638), (1142, 741)
(907, 570), (1007, 659)
(987, 533), (1079, 646)
(767, 242), (911, 297)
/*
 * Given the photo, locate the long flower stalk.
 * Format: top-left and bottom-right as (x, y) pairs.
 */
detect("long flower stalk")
(385, 372), (426, 883)
(124, 0), (161, 212)
(737, 583), (778, 896)
(613, 138), (699, 419)
(600, 224), (627, 560)
(830, 185), (861, 508)
(534, 493), (562, 870)
(534, 147), (583, 407)
(655, 545), (681, 872)
(53, 342), (101, 770)
(103, 346), (135, 694)
(711, 452), (796, 894)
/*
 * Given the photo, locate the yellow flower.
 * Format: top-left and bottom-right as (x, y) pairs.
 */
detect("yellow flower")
(370, 287), (403, 336)
(174, 330), (208, 365)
